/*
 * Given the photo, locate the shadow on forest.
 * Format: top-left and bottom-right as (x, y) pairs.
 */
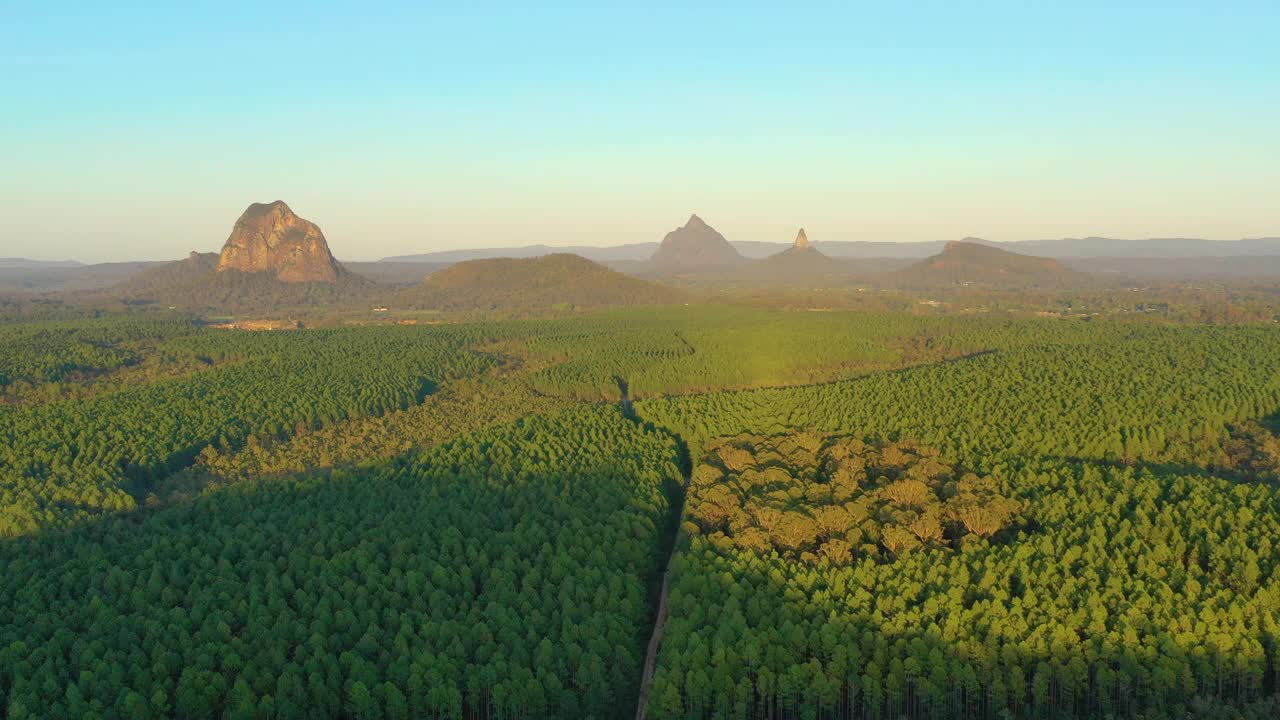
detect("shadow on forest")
(3, 425), (670, 719)
(619, 404), (695, 720)
(111, 376), (441, 508)
(33, 437), (428, 544)
(615, 379), (692, 617)
(1043, 452), (1273, 492)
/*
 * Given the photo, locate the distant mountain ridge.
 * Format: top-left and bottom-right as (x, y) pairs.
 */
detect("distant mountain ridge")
(8, 221), (1280, 300)
(13, 235), (1277, 271)
(1061, 255), (1280, 279)
(383, 243), (659, 264)
(0, 261), (167, 294)
(986, 236), (1280, 259)
(0, 258), (84, 269)
(376, 235), (1280, 265)
(733, 236), (1280, 260)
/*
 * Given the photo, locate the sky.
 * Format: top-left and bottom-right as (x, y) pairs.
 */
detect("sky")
(2, 2), (1278, 262)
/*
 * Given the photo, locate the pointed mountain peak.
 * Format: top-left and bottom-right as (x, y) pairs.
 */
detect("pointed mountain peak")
(794, 228), (810, 249)
(651, 213), (744, 270)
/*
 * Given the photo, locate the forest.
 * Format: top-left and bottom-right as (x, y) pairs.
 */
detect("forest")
(3, 306), (1280, 718)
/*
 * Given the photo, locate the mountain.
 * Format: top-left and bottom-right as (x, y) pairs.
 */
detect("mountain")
(0, 258), (84, 269)
(382, 243), (658, 264)
(344, 261), (450, 285)
(800, 241), (950, 259)
(365, 234), (1280, 270)
(378, 238), (941, 264)
(217, 201), (339, 283)
(998, 236), (1280, 259)
(123, 251), (220, 292)
(724, 241), (789, 258)
(111, 251), (377, 312)
(733, 237), (1280, 260)
(0, 261), (166, 293)
(395, 253), (684, 311)
(101, 202), (378, 311)
(892, 240), (1084, 288)
(650, 228), (868, 289)
(714, 229), (867, 288)
(1061, 255), (1280, 280)
(648, 215), (744, 272)
(756, 228), (845, 276)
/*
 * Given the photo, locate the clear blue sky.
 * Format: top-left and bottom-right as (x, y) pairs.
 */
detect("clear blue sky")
(2, 1), (1278, 261)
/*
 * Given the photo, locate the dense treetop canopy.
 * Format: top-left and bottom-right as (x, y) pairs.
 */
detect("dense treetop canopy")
(3, 306), (1280, 719)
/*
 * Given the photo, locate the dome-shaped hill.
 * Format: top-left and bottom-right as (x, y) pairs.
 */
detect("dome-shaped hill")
(398, 253), (685, 311)
(892, 239), (1086, 288)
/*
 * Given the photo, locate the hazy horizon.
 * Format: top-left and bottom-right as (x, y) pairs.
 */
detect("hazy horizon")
(4, 3), (1278, 263)
(8, 216), (1280, 265)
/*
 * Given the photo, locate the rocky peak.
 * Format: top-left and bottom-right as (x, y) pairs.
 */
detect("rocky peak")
(650, 214), (744, 270)
(794, 228), (810, 249)
(216, 201), (339, 283)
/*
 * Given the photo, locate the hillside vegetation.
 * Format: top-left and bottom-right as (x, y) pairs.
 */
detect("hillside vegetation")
(106, 253), (380, 312)
(396, 253), (685, 311)
(891, 240), (1087, 288)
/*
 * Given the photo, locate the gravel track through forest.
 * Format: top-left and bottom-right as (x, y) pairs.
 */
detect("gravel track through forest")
(618, 375), (691, 720)
(634, 516), (682, 720)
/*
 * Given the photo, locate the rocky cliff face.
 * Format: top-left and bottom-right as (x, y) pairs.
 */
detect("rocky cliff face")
(217, 201), (339, 283)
